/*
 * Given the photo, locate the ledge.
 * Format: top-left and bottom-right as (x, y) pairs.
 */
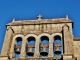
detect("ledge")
(73, 38), (80, 41)
(6, 18), (72, 26)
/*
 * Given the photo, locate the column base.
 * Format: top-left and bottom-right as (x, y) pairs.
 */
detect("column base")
(0, 56), (9, 60)
(63, 54), (77, 60)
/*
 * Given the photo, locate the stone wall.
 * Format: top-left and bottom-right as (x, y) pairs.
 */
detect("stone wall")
(1, 18), (79, 60)
(73, 38), (80, 60)
(7, 23), (72, 35)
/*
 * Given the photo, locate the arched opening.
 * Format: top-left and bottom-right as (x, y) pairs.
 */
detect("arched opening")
(14, 37), (22, 58)
(53, 35), (62, 57)
(26, 37), (35, 58)
(40, 36), (49, 58)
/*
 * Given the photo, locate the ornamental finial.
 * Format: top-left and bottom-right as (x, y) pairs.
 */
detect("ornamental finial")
(66, 15), (68, 20)
(37, 15), (42, 20)
(12, 18), (15, 22)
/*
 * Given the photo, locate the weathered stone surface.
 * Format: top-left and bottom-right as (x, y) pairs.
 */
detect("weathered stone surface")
(0, 15), (79, 60)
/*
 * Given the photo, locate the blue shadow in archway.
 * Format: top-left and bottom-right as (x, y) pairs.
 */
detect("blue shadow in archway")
(15, 37), (22, 58)
(53, 36), (62, 58)
(40, 36), (49, 58)
(26, 37), (35, 58)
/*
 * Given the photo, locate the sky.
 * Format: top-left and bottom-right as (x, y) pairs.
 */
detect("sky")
(0, 0), (80, 55)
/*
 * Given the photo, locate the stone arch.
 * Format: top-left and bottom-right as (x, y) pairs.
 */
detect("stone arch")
(51, 33), (63, 57)
(11, 34), (24, 48)
(51, 33), (62, 41)
(38, 33), (50, 57)
(24, 34), (37, 43)
(12, 34), (24, 45)
(38, 33), (50, 42)
(13, 34), (24, 41)
(9, 34), (24, 58)
(24, 34), (37, 57)
(38, 33), (50, 48)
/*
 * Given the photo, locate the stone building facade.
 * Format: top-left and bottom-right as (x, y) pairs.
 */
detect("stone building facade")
(0, 15), (79, 60)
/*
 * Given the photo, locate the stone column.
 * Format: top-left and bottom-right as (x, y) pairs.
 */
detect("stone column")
(34, 37), (40, 58)
(63, 25), (74, 54)
(1, 27), (13, 56)
(48, 37), (53, 58)
(20, 38), (27, 58)
(9, 38), (16, 58)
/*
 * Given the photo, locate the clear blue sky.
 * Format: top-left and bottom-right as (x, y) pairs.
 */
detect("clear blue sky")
(0, 0), (80, 53)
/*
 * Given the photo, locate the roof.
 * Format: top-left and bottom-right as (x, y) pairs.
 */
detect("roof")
(73, 38), (80, 41)
(6, 18), (73, 26)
